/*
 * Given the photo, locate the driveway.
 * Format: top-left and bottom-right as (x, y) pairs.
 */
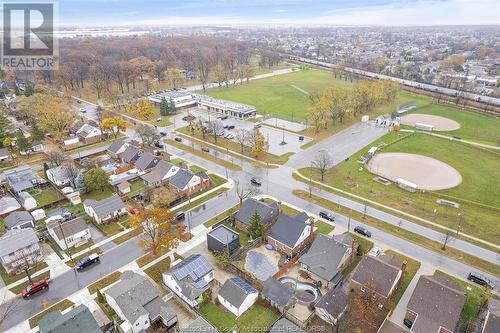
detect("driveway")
(88, 224), (116, 252)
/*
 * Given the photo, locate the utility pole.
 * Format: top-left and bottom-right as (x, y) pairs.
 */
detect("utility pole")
(58, 220), (74, 264)
(348, 208), (351, 232)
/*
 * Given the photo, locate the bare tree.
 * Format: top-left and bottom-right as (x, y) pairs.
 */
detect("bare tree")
(441, 230), (455, 250)
(45, 149), (66, 166)
(206, 120), (224, 143)
(234, 129), (248, 152)
(136, 124), (160, 147)
(312, 150), (333, 182)
(10, 245), (46, 284)
(235, 180), (258, 206)
(63, 162), (79, 187)
(0, 294), (20, 331)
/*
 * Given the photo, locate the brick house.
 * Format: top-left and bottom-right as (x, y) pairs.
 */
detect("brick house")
(167, 169), (211, 197)
(266, 211), (315, 256)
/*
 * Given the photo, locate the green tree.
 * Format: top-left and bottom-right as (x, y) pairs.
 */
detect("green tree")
(0, 114), (11, 148)
(247, 210), (265, 239)
(15, 132), (31, 153)
(30, 124), (45, 142)
(75, 170), (87, 193)
(24, 82), (34, 97)
(168, 98), (177, 114)
(214, 251), (231, 269)
(159, 97), (169, 116)
(96, 289), (105, 303)
(84, 167), (109, 192)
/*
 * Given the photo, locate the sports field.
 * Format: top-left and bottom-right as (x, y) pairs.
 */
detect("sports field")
(299, 132), (500, 244)
(403, 104), (500, 145)
(204, 68), (353, 120)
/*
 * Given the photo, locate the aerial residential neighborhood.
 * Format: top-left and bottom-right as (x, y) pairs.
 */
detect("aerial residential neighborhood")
(0, 1), (498, 333)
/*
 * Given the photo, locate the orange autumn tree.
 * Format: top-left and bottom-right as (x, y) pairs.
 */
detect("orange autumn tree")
(130, 208), (185, 256)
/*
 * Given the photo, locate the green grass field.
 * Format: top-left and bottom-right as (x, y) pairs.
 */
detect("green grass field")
(204, 69), (352, 120)
(300, 132), (500, 245)
(404, 104), (500, 145)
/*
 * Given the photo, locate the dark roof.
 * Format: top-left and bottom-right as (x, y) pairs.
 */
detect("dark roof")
(351, 255), (402, 298)
(3, 165), (40, 192)
(38, 304), (102, 333)
(120, 145), (143, 163)
(46, 218), (88, 240)
(269, 318), (305, 333)
(169, 168), (196, 190)
(180, 317), (218, 333)
(407, 275), (466, 333)
(267, 212), (310, 248)
(262, 278), (294, 308)
(83, 195), (125, 219)
(135, 152), (160, 171)
(167, 254), (213, 301)
(218, 278), (257, 308)
(140, 160), (176, 184)
(107, 140), (127, 154)
(315, 286), (348, 320)
(299, 233), (351, 281)
(208, 225), (239, 245)
(235, 198), (278, 226)
(377, 319), (409, 333)
(4, 210), (33, 229)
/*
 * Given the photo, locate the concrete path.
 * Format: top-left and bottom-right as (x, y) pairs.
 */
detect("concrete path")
(391, 263), (436, 324)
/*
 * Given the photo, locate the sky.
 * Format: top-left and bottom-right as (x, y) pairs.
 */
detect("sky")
(54, 0), (499, 27)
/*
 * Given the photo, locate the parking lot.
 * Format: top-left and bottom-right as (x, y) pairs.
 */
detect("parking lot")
(173, 108), (312, 156)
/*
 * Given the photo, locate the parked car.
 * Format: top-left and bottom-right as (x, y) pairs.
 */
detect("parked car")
(201, 147), (210, 153)
(79, 107), (86, 113)
(354, 226), (372, 237)
(76, 99), (82, 104)
(225, 134), (234, 140)
(176, 211), (186, 221)
(154, 141), (164, 148)
(129, 208), (140, 215)
(254, 124), (262, 129)
(76, 253), (100, 272)
(156, 117), (162, 122)
(174, 137), (182, 142)
(368, 247), (381, 257)
(22, 279), (49, 298)
(403, 319), (413, 329)
(227, 125), (235, 130)
(467, 272), (495, 288)
(250, 177), (262, 186)
(159, 131), (167, 136)
(319, 210), (335, 221)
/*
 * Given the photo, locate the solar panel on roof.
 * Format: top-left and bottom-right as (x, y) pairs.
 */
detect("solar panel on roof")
(193, 279), (208, 289)
(231, 277), (257, 293)
(174, 255), (212, 282)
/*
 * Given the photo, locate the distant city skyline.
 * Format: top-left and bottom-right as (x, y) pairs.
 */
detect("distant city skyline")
(57, 0), (499, 27)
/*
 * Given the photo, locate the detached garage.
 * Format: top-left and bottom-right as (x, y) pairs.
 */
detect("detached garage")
(207, 225), (240, 254)
(217, 277), (258, 317)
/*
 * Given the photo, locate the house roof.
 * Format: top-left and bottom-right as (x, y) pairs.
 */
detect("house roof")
(377, 319), (409, 333)
(0, 196), (21, 214)
(106, 271), (171, 325)
(47, 165), (72, 184)
(38, 304), (103, 333)
(208, 225), (239, 245)
(407, 275), (466, 333)
(269, 318), (305, 333)
(235, 198), (278, 226)
(267, 212), (310, 248)
(4, 211), (33, 229)
(19, 191), (36, 204)
(135, 152), (160, 171)
(218, 277), (257, 309)
(117, 181), (131, 190)
(169, 168), (196, 190)
(0, 148), (10, 157)
(0, 228), (39, 257)
(140, 160), (176, 184)
(180, 317), (218, 333)
(120, 145), (143, 163)
(107, 140), (128, 154)
(47, 218), (88, 241)
(299, 233), (351, 281)
(351, 255), (402, 298)
(83, 195), (125, 219)
(262, 277), (294, 308)
(314, 286), (348, 320)
(3, 165), (41, 192)
(166, 254), (213, 301)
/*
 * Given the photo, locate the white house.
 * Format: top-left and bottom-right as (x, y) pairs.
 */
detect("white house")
(46, 165), (75, 187)
(46, 218), (91, 250)
(18, 191), (37, 210)
(83, 195), (126, 224)
(163, 254), (214, 308)
(140, 160), (179, 187)
(217, 277), (258, 317)
(0, 196), (21, 216)
(4, 211), (34, 230)
(0, 228), (42, 274)
(105, 271), (177, 333)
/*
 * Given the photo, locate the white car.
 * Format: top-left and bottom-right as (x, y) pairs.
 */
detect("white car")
(79, 107), (86, 113)
(368, 247), (381, 257)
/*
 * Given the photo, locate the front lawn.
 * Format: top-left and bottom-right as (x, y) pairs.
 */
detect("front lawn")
(385, 250), (421, 307)
(66, 239), (95, 256)
(342, 234), (373, 279)
(88, 271), (121, 295)
(315, 220), (335, 235)
(144, 257), (171, 284)
(29, 299), (74, 328)
(0, 262), (48, 286)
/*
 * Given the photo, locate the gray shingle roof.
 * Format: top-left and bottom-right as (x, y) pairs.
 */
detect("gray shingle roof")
(46, 218), (88, 240)
(107, 140), (127, 154)
(299, 233), (351, 281)
(167, 254), (213, 301)
(38, 304), (102, 333)
(351, 255), (402, 298)
(169, 168), (196, 190)
(314, 286), (348, 320)
(120, 146), (143, 163)
(4, 165), (41, 192)
(84, 195), (125, 219)
(4, 211), (33, 229)
(377, 319), (409, 333)
(208, 225), (239, 245)
(235, 198), (278, 226)
(0, 196), (21, 214)
(262, 278), (294, 308)
(135, 152), (160, 171)
(0, 228), (39, 257)
(106, 271), (172, 325)
(0, 148), (10, 157)
(267, 212), (310, 248)
(269, 318), (305, 333)
(218, 278), (257, 308)
(180, 317), (218, 333)
(46, 165), (72, 184)
(407, 275), (466, 333)
(140, 160), (175, 184)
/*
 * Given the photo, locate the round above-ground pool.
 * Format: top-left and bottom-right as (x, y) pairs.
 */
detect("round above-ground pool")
(279, 277), (321, 304)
